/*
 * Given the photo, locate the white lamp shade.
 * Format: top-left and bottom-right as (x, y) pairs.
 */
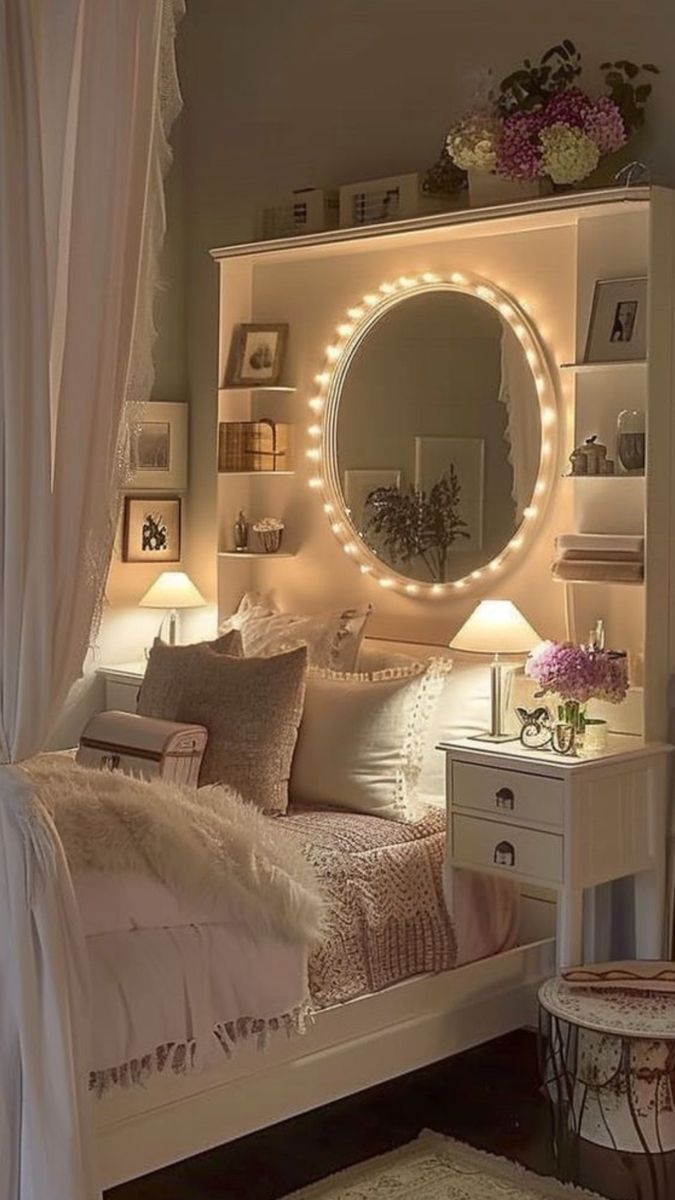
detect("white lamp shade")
(139, 571), (206, 610)
(449, 600), (541, 655)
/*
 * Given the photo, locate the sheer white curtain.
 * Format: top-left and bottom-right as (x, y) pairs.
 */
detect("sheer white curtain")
(0, 1), (183, 1196)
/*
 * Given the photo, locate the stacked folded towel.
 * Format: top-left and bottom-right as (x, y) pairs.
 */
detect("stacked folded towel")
(552, 534), (644, 583)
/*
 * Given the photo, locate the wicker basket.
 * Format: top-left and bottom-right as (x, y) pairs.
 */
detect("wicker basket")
(255, 527), (283, 553)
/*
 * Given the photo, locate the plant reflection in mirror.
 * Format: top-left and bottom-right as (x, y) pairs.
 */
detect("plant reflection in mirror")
(364, 466), (469, 583)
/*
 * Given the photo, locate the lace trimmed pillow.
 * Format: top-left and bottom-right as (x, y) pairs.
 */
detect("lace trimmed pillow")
(289, 660), (452, 822)
(219, 591), (372, 672)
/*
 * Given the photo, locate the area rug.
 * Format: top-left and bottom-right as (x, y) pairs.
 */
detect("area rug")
(284, 1131), (604, 1199)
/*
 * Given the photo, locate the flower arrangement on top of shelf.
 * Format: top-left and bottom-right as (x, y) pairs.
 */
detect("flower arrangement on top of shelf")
(524, 637), (629, 755)
(442, 40), (659, 202)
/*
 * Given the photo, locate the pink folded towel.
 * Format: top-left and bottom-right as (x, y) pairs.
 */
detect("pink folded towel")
(552, 559), (644, 584)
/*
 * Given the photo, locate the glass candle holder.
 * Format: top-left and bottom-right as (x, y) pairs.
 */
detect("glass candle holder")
(616, 410), (646, 475)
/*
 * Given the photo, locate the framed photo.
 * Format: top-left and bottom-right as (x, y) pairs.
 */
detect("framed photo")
(225, 323), (289, 387)
(414, 436), (484, 551)
(128, 402), (188, 490)
(584, 277), (647, 364)
(122, 496), (181, 563)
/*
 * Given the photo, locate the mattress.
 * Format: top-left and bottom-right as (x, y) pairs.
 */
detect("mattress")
(77, 803), (517, 1088)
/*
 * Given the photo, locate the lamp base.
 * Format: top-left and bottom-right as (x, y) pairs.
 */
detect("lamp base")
(469, 731), (517, 744)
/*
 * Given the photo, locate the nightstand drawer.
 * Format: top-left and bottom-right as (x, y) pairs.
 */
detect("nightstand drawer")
(451, 813), (563, 883)
(451, 760), (563, 829)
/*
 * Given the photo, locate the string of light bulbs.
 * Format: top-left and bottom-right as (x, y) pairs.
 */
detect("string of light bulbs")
(306, 271), (557, 597)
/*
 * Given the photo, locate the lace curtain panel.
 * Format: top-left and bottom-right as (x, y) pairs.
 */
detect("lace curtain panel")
(0, 2), (183, 1197)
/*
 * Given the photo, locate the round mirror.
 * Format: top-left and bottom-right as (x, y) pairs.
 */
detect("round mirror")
(331, 287), (542, 585)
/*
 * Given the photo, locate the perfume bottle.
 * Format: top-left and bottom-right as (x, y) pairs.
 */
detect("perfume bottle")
(233, 510), (249, 552)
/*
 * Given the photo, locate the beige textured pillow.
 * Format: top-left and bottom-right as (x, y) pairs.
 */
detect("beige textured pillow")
(137, 630), (243, 720)
(289, 661), (450, 821)
(219, 591), (372, 671)
(176, 644), (308, 814)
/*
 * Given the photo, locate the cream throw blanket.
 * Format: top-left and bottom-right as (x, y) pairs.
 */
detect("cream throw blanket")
(22, 756), (325, 945)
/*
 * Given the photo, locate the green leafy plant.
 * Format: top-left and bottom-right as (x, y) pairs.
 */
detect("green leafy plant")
(422, 143), (467, 196)
(601, 59), (660, 131)
(364, 467), (469, 583)
(496, 40), (582, 114)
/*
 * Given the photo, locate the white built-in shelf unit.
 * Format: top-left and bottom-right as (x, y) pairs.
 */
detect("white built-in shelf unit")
(211, 186), (675, 742)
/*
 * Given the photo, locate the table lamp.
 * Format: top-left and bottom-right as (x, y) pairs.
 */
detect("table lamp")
(449, 600), (542, 741)
(139, 571), (206, 645)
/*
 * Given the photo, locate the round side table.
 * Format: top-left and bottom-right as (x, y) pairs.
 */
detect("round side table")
(539, 968), (675, 1200)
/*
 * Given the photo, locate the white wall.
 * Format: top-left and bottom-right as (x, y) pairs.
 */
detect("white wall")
(56, 1), (673, 745)
(175, 0), (675, 610)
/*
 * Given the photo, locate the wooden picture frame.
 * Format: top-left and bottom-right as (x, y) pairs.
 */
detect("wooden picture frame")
(225, 323), (289, 387)
(127, 402), (188, 491)
(584, 276), (648, 364)
(122, 496), (182, 563)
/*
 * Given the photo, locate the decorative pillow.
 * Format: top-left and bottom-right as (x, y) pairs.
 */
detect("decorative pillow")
(219, 591), (372, 672)
(357, 644), (492, 803)
(175, 644), (308, 814)
(137, 630), (243, 720)
(289, 661), (450, 822)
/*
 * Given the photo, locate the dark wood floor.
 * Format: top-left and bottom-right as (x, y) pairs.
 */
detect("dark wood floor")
(106, 1029), (673, 1200)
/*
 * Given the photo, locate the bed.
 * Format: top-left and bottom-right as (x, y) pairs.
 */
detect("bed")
(81, 739), (553, 1189)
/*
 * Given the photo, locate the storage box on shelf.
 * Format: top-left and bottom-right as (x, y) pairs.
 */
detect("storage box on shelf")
(258, 188), (339, 241)
(338, 172), (458, 228)
(217, 420), (293, 474)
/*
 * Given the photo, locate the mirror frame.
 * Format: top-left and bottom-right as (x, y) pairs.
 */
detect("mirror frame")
(307, 270), (558, 597)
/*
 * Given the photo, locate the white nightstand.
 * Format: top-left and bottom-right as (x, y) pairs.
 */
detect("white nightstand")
(97, 661), (146, 713)
(442, 735), (672, 969)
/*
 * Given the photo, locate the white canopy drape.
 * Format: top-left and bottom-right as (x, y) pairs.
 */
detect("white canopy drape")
(0, 2), (183, 1196)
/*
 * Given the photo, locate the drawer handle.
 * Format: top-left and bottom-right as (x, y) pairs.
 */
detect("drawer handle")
(495, 786), (514, 811)
(101, 753), (121, 772)
(494, 839), (516, 868)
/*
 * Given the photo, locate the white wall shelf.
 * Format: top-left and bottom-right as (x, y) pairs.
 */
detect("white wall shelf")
(218, 470), (295, 477)
(218, 551), (295, 559)
(560, 360), (647, 373)
(218, 386), (297, 394)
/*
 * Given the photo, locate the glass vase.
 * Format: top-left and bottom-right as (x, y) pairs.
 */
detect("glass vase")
(616, 410), (646, 475)
(552, 699), (586, 756)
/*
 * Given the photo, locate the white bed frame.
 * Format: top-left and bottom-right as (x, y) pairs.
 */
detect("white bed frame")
(94, 631), (556, 1187)
(95, 934), (554, 1187)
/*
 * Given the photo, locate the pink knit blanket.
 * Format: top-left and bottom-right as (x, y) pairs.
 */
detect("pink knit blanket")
(282, 805), (456, 1007)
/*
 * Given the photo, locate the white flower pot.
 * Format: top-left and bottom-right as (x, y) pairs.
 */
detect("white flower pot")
(467, 169), (547, 208)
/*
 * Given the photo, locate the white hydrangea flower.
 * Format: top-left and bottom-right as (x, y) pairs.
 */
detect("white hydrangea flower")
(539, 123), (600, 185)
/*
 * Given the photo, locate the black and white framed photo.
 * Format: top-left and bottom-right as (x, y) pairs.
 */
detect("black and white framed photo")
(128, 402), (188, 490)
(225, 323), (289, 387)
(122, 496), (181, 563)
(584, 277), (647, 364)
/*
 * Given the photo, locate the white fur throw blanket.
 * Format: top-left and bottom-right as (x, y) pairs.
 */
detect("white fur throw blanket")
(21, 756), (325, 946)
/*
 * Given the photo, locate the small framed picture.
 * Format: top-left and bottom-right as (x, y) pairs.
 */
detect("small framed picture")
(584, 277), (647, 364)
(225, 323), (288, 387)
(122, 497), (181, 563)
(127, 402), (188, 490)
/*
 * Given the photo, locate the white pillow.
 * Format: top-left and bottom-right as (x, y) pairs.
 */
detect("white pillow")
(289, 661), (450, 821)
(357, 643), (492, 803)
(220, 591), (372, 672)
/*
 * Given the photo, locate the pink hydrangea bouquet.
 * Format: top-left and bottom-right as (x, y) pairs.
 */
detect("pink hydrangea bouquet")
(446, 41), (658, 187)
(525, 640), (628, 730)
